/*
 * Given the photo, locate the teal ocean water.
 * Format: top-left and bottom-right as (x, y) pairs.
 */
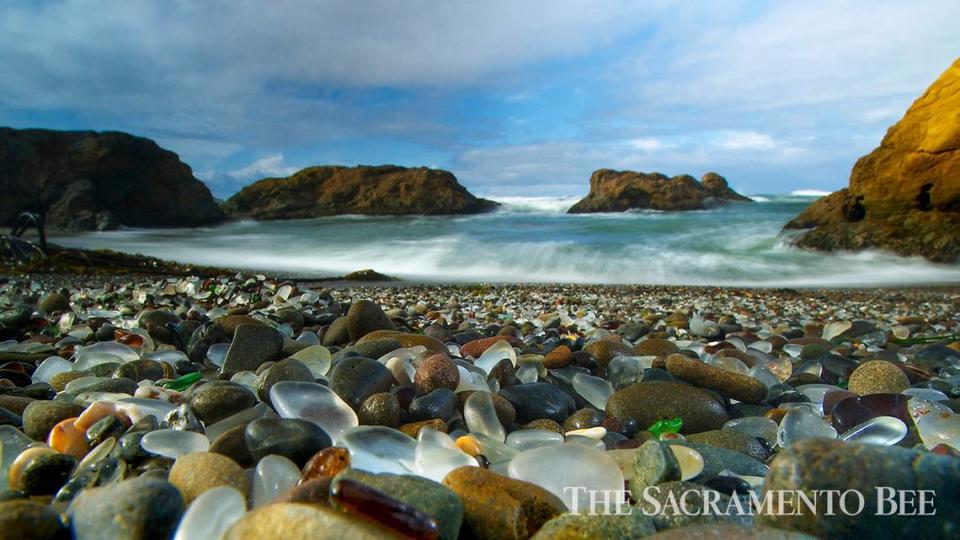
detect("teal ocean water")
(51, 193), (960, 286)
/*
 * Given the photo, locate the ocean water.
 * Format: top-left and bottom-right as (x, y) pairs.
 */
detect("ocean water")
(50, 193), (960, 287)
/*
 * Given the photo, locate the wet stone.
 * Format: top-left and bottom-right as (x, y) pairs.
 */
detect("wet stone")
(499, 383), (577, 424)
(244, 417), (332, 466)
(221, 324), (284, 373)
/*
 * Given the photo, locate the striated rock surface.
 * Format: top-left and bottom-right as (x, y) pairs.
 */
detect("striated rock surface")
(784, 58), (960, 262)
(567, 170), (751, 213)
(222, 165), (498, 219)
(0, 127), (224, 230)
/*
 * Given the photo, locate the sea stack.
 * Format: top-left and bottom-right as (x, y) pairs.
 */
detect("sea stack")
(567, 170), (752, 213)
(222, 165), (498, 220)
(0, 128), (225, 231)
(783, 58), (960, 262)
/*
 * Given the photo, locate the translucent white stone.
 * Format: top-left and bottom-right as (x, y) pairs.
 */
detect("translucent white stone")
(252, 454), (299, 507)
(822, 321), (852, 341)
(446, 343), (461, 357)
(796, 384), (841, 413)
(725, 337), (747, 352)
(782, 344), (803, 358)
(57, 312), (76, 334)
(669, 445), (704, 481)
(32, 356), (73, 384)
(289, 345), (332, 377)
(230, 371), (259, 394)
(516, 364), (539, 384)
(0, 425), (33, 484)
(902, 388), (949, 402)
(68, 326), (93, 341)
(75, 392), (132, 406)
(410, 428), (476, 482)
(140, 429), (209, 459)
(565, 435), (605, 450)
(908, 398), (960, 450)
(707, 355), (749, 375)
(205, 402), (275, 441)
(508, 443), (625, 512)
(689, 316), (721, 338)
(777, 407), (837, 447)
(73, 341), (139, 371)
(723, 417), (779, 442)
(505, 429), (564, 452)
(174, 485), (246, 540)
(839, 416), (907, 446)
(747, 365), (780, 389)
(295, 331), (321, 346)
(376, 346), (427, 365)
(73, 341), (140, 371)
(115, 397), (178, 423)
(472, 433), (520, 474)
(748, 341), (773, 354)
(85, 309), (120, 320)
(206, 343), (229, 367)
(475, 341), (517, 374)
(143, 350), (189, 366)
(572, 373), (614, 410)
(385, 357), (414, 386)
(275, 284), (293, 301)
(455, 366), (490, 393)
(606, 356), (647, 389)
(270, 381), (357, 441)
(338, 426), (417, 474)
(464, 391), (505, 442)
(763, 355), (792, 382)
(65, 376), (112, 394)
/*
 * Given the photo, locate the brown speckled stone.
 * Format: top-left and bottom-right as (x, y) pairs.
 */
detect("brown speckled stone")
(665, 354), (768, 403)
(848, 360), (910, 395)
(761, 438), (960, 537)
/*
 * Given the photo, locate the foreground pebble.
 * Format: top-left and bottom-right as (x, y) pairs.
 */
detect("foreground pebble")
(0, 276), (958, 539)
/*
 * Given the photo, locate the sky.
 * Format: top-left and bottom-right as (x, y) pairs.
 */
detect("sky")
(2, 1), (959, 198)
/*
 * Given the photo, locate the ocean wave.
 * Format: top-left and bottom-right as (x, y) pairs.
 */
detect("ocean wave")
(487, 196), (584, 214)
(50, 226), (960, 287)
(790, 189), (832, 197)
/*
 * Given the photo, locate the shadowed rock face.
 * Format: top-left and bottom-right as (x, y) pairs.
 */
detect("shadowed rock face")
(566, 170), (752, 213)
(0, 127), (225, 231)
(784, 58), (960, 263)
(222, 165), (498, 219)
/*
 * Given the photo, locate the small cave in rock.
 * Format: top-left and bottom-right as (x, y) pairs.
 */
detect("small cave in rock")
(844, 196), (866, 222)
(916, 183), (933, 211)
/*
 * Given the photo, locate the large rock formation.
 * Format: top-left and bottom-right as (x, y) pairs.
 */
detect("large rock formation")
(0, 128), (225, 231)
(784, 58), (960, 262)
(222, 165), (498, 219)
(566, 170), (752, 213)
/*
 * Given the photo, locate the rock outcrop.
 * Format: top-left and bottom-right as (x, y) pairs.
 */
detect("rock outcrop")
(566, 170), (751, 213)
(222, 165), (498, 219)
(784, 58), (960, 262)
(0, 128), (225, 231)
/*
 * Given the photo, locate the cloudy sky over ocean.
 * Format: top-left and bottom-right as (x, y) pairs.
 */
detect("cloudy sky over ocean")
(2, 0), (959, 197)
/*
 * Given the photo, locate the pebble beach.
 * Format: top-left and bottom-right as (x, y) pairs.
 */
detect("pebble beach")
(0, 273), (959, 538)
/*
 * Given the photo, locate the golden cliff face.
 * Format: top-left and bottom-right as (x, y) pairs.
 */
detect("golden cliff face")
(785, 58), (960, 262)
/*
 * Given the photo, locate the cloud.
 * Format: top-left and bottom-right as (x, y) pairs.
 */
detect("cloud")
(227, 154), (299, 181)
(716, 131), (776, 151)
(627, 137), (671, 151)
(1, 1), (958, 196)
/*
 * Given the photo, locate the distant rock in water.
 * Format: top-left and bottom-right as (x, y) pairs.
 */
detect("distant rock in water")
(566, 170), (752, 213)
(784, 58), (960, 263)
(0, 127), (225, 231)
(222, 165), (498, 219)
